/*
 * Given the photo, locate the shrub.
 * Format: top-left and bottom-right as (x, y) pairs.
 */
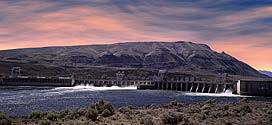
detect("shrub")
(201, 104), (211, 110)
(240, 105), (252, 113)
(102, 109), (113, 117)
(206, 99), (215, 104)
(169, 101), (178, 106)
(47, 111), (59, 121)
(0, 112), (11, 125)
(104, 103), (114, 114)
(127, 105), (133, 109)
(28, 111), (46, 119)
(140, 117), (154, 125)
(223, 105), (229, 111)
(39, 120), (52, 125)
(160, 112), (182, 125)
(186, 108), (194, 113)
(85, 108), (98, 121)
(119, 107), (132, 114)
(89, 99), (115, 117)
(59, 110), (70, 119)
(63, 110), (81, 120)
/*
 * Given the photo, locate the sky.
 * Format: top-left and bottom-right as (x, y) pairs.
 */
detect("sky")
(0, 0), (271, 71)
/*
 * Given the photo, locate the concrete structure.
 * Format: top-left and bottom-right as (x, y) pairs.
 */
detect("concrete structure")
(0, 69), (151, 87)
(0, 68), (235, 94)
(137, 76), (232, 93)
(0, 77), (152, 87)
(137, 71), (235, 94)
(1, 77), (73, 87)
(237, 80), (272, 96)
(3, 69), (272, 97)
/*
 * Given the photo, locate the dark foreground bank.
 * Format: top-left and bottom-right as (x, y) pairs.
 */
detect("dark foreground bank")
(1, 99), (272, 125)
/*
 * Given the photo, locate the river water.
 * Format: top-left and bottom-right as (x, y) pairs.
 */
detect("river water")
(1, 85), (272, 116)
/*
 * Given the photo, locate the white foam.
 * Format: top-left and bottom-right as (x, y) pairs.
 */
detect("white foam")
(27, 85), (137, 97)
(51, 85), (137, 92)
(182, 89), (252, 97)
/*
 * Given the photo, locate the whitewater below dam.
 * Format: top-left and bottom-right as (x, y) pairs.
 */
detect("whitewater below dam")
(0, 85), (272, 116)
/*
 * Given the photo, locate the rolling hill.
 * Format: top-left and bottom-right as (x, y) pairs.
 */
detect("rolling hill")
(0, 41), (265, 77)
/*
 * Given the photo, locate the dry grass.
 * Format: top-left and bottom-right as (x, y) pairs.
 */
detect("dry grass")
(7, 99), (272, 125)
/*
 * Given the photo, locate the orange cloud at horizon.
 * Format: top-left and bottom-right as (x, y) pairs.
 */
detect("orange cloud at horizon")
(211, 39), (272, 72)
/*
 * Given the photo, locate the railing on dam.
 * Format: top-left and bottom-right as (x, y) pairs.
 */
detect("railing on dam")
(74, 79), (153, 87)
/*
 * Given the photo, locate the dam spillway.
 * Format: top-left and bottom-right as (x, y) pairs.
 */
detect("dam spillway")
(137, 81), (232, 94)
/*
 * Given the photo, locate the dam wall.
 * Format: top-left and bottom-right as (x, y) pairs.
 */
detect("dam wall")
(137, 81), (232, 93)
(137, 75), (233, 94)
(1, 77), (73, 87)
(237, 80), (272, 96)
(0, 77), (152, 87)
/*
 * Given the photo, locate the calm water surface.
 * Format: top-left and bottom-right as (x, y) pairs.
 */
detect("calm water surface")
(1, 86), (272, 116)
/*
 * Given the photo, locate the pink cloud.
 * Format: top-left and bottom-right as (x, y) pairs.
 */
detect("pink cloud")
(212, 36), (272, 71)
(0, 1), (271, 71)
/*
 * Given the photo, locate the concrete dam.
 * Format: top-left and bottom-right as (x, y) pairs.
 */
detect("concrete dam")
(1, 68), (272, 96)
(2, 76), (272, 96)
(0, 76), (232, 94)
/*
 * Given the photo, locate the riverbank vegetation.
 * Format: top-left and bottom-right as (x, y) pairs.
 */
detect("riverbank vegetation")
(1, 99), (272, 125)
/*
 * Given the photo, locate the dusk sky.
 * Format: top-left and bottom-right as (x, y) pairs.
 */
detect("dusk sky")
(0, 0), (271, 71)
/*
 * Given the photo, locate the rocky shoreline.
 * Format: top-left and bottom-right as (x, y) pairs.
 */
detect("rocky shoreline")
(1, 99), (272, 125)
